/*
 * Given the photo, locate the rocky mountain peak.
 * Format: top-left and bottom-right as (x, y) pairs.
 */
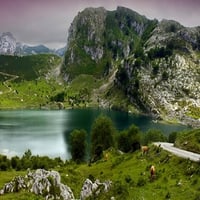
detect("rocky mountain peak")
(0, 32), (17, 55)
(62, 6), (200, 126)
(62, 6), (155, 80)
(66, 7), (107, 64)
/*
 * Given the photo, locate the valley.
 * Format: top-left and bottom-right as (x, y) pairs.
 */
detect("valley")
(0, 7), (200, 128)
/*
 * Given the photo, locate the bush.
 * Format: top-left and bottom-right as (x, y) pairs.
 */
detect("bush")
(117, 125), (141, 153)
(143, 129), (167, 145)
(11, 156), (21, 169)
(91, 115), (116, 160)
(0, 155), (10, 171)
(70, 129), (87, 163)
(168, 131), (178, 143)
(137, 177), (146, 187)
(50, 91), (65, 102)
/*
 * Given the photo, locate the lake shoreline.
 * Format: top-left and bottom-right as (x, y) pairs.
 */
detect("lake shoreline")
(0, 103), (196, 129)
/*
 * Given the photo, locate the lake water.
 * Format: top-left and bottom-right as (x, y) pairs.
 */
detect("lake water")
(0, 109), (188, 160)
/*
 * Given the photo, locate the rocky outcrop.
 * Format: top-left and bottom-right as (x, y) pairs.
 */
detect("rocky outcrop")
(27, 169), (74, 199)
(62, 6), (200, 126)
(80, 178), (112, 200)
(0, 32), (16, 55)
(62, 6), (154, 79)
(0, 169), (74, 200)
(66, 7), (106, 63)
(0, 169), (112, 200)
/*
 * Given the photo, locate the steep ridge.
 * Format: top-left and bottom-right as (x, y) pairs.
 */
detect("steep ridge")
(62, 6), (200, 127)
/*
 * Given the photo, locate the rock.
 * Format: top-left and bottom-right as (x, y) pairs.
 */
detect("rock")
(80, 178), (112, 200)
(0, 169), (112, 199)
(0, 32), (16, 55)
(2, 176), (26, 194)
(0, 169), (74, 200)
(0, 189), (4, 195)
(28, 169), (74, 200)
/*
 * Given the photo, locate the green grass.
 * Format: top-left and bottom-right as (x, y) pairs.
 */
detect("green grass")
(1, 146), (200, 200)
(186, 106), (200, 119)
(0, 78), (65, 109)
(69, 74), (102, 93)
(59, 147), (200, 199)
(0, 54), (61, 81)
(175, 129), (200, 153)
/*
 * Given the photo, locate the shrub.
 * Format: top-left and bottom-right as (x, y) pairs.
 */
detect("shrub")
(168, 131), (178, 143)
(70, 129), (87, 163)
(137, 177), (146, 187)
(117, 125), (141, 153)
(143, 129), (167, 145)
(91, 115), (116, 160)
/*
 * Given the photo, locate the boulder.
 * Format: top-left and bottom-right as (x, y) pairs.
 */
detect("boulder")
(2, 176), (26, 194)
(80, 178), (112, 200)
(0, 169), (74, 200)
(28, 169), (74, 200)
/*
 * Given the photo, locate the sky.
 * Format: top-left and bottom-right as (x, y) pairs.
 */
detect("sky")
(0, 0), (200, 49)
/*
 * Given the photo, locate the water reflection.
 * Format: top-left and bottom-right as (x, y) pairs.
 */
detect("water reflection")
(0, 109), (189, 160)
(0, 110), (69, 159)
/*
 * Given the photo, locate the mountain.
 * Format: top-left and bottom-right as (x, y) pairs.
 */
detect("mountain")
(62, 7), (156, 79)
(62, 6), (200, 127)
(55, 46), (66, 56)
(16, 44), (53, 55)
(0, 32), (65, 56)
(0, 32), (17, 55)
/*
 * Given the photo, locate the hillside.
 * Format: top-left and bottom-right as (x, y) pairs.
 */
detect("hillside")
(0, 54), (64, 109)
(61, 6), (200, 127)
(0, 145), (200, 200)
(0, 6), (199, 126)
(175, 129), (200, 153)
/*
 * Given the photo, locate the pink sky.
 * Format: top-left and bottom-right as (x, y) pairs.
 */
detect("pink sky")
(0, 0), (199, 48)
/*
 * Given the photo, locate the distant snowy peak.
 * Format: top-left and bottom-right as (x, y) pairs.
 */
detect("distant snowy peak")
(0, 32), (16, 55)
(0, 32), (66, 56)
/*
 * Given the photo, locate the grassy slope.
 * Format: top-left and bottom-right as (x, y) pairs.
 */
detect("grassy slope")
(175, 129), (200, 154)
(0, 54), (65, 109)
(0, 79), (65, 109)
(1, 145), (200, 200)
(0, 54), (61, 81)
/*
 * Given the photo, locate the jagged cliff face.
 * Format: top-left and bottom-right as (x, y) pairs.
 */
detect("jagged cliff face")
(62, 7), (200, 126)
(67, 7), (106, 63)
(116, 19), (200, 125)
(0, 32), (17, 55)
(62, 6), (156, 79)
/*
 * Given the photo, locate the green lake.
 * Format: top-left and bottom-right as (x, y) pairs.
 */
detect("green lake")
(0, 108), (189, 159)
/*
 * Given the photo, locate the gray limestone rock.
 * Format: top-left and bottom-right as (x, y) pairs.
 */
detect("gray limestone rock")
(0, 169), (75, 200)
(80, 178), (112, 200)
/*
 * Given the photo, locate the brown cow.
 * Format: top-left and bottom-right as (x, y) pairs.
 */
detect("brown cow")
(150, 165), (156, 180)
(141, 146), (149, 155)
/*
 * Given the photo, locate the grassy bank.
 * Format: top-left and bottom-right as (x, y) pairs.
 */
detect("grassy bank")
(0, 145), (200, 200)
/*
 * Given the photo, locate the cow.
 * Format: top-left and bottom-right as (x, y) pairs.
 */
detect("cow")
(141, 146), (149, 155)
(150, 165), (156, 180)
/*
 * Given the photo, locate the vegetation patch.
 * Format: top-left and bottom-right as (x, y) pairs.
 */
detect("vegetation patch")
(175, 129), (200, 153)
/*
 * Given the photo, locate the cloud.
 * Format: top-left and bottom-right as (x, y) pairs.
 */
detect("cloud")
(0, 0), (199, 49)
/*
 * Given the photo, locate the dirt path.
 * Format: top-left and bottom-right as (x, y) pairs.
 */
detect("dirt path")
(154, 142), (200, 162)
(0, 72), (19, 93)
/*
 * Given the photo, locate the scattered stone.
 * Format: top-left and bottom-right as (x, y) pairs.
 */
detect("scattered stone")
(80, 178), (112, 200)
(0, 169), (74, 200)
(0, 169), (112, 200)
